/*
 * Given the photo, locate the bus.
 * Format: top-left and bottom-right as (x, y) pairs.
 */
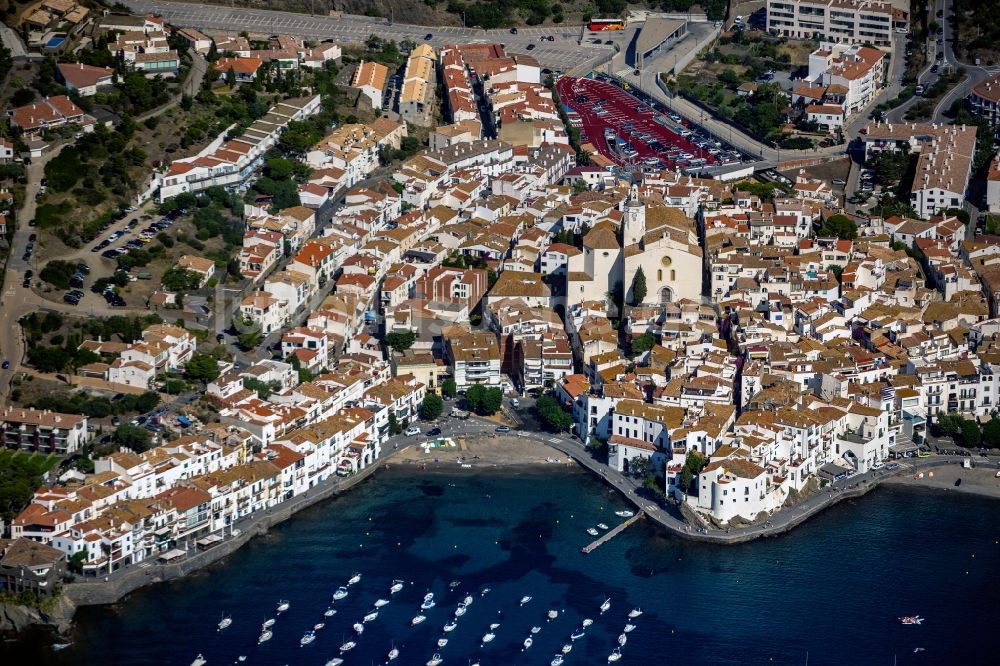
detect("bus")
(589, 18), (626, 31)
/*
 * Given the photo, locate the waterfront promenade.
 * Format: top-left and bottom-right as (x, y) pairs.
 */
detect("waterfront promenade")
(62, 414), (992, 608)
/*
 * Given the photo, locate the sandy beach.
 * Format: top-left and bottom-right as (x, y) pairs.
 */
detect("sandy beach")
(390, 434), (576, 470)
(883, 462), (1000, 500)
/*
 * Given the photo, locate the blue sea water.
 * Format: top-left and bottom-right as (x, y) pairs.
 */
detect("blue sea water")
(4, 467), (1000, 666)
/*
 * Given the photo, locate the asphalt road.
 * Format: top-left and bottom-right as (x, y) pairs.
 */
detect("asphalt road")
(123, 0), (612, 71)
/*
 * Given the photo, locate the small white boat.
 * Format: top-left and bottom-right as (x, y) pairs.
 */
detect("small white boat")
(412, 614), (427, 626)
(586, 528), (599, 536)
(531, 626), (541, 634)
(364, 611), (379, 622)
(628, 608), (643, 619)
(449, 580), (461, 588)
(438, 637), (449, 647)
(258, 630), (272, 644)
(600, 599), (611, 614)
(300, 631), (316, 646)
(524, 636), (534, 650)
(520, 595), (533, 605)
(237, 658), (245, 663)
(597, 523), (609, 530)
(424, 592), (435, 602)
(454, 604), (467, 617)
(480, 587), (491, 596)
(427, 654), (443, 666)
(462, 594), (473, 606)
(391, 580), (405, 594)
(624, 623), (636, 633)
(615, 510), (634, 518)
(339, 640), (356, 653)
(262, 618), (276, 629)
(52, 643), (71, 651)
(571, 628), (585, 640)
(582, 618), (594, 628)
(347, 572), (362, 586)
(217, 614), (232, 631)
(374, 598), (390, 608)
(547, 609), (559, 620)
(482, 631), (496, 644)
(444, 619), (458, 632)
(324, 608), (336, 617)
(276, 600), (290, 613)
(490, 623), (500, 630)
(191, 656), (207, 666)
(387, 646), (399, 661)
(551, 655), (565, 666)
(314, 623), (325, 631)
(325, 659), (344, 666)
(608, 647), (623, 662)
(618, 633), (627, 646)
(333, 587), (348, 601)
(562, 644), (573, 654)
(353, 622), (364, 634)
(421, 598), (436, 610)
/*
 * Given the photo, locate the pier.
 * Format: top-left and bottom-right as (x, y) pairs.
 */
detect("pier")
(581, 512), (644, 553)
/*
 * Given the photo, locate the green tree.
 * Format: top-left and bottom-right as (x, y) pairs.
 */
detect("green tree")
(465, 385), (504, 415)
(388, 413), (401, 435)
(225, 66), (236, 88)
(384, 330), (416, 353)
(631, 333), (655, 357)
(441, 378), (457, 399)
(818, 214), (858, 240)
(535, 395), (574, 432)
(982, 419), (1000, 449)
(631, 266), (647, 305)
(678, 450), (707, 492)
(237, 328), (262, 351)
(959, 420), (982, 449)
(420, 393), (444, 420)
(184, 354), (220, 382)
(39, 260), (76, 289)
(114, 423), (152, 452)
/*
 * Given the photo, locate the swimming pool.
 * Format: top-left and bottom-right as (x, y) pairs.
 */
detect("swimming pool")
(45, 34), (66, 49)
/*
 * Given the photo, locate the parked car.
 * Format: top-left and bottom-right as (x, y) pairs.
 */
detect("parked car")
(404, 426), (421, 436)
(428, 427), (441, 437)
(495, 425), (511, 433)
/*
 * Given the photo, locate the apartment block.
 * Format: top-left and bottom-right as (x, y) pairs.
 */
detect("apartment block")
(767, 0), (896, 47)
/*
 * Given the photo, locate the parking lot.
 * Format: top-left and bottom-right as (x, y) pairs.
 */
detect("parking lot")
(557, 76), (740, 172)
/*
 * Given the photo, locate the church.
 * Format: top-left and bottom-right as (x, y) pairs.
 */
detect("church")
(562, 186), (703, 313)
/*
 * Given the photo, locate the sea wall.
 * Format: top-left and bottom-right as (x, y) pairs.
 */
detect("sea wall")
(63, 457), (386, 609)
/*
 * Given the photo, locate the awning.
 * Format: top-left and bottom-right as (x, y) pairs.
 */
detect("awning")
(158, 549), (186, 562)
(818, 462), (850, 481)
(196, 534), (223, 547)
(890, 442), (919, 453)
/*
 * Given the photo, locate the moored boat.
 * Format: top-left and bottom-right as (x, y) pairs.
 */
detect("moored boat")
(217, 614), (232, 631)
(551, 655), (564, 666)
(615, 510), (634, 518)
(412, 614), (427, 626)
(390, 580), (405, 594)
(374, 598), (390, 608)
(520, 595), (533, 605)
(314, 623), (325, 631)
(899, 615), (924, 625)
(524, 636), (534, 650)
(454, 604), (467, 617)
(324, 608), (336, 617)
(421, 598), (436, 610)
(618, 633), (627, 646)
(427, 653), (443, 666)
(628, 608), (643, 619)
(353, 622), (364, 634)
(582, 618), (594, 627)
(624, 623), (636, 633)
(347, 572), (361, 586)
(462, 594), (473, 606)
(300, 631), (316, 646)
(600, 599), (611, 614)
(562, 644), (573, 654)
(191, 655), (207, 666)
(571, 628), (585, 640)
(443, 619), (458, 632)
(437, 637), (448, 647)
(339, 640), (356, 653)
(333, 587), (348, 601)
(531, 626), (542, 634)
(586, 528), (599, 536)
(597, 523), (609, 530)
(325, 659), (344, 666)
(258, 630), (272, 644)
(276, 600), (290, 613)
(387, 646), (400, 661)
(482, 631), (496, 644)
(608, 647), (623, 662)
(364, 610), (378, 622)
(547, 609), (559, 620)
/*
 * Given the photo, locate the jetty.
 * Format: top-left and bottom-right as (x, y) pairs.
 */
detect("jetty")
(581, 512), (644, 553)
